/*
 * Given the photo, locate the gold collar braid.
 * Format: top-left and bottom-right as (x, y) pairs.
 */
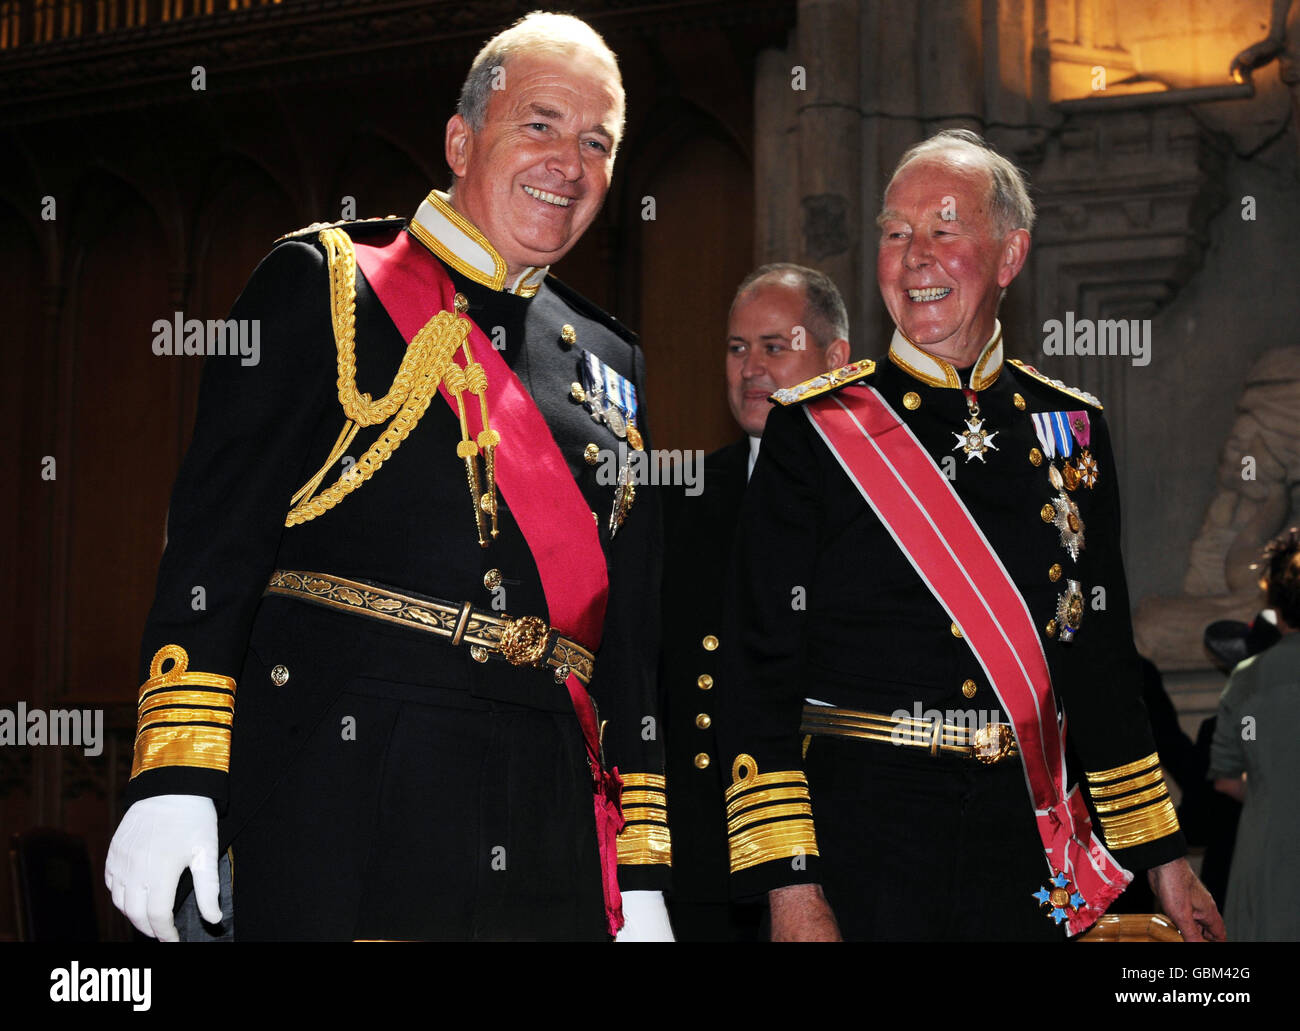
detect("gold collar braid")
(284, 227), (498, 543)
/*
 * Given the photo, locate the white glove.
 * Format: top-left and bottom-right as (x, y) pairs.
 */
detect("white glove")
(104, 794), (222, 942)
(614, 890), (675, 942)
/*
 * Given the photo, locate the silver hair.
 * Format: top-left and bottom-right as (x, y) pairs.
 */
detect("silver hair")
(456, 12), (625, 144)
(884, 128), (1035, 236)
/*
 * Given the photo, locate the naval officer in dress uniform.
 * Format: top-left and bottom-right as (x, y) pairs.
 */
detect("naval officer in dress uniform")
(719, 130), (1225, 942)
(661, 265), (849, 940)
(104, 12), (672, 942)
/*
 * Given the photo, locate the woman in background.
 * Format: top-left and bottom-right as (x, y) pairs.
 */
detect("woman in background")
(1209, 529), (1300, 940)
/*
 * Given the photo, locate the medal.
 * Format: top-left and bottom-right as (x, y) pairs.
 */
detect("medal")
(1050, 490), (1085, 561)
(1076, 450), (1099, 488)
(1032, 410), (1081, 492)
(952, 389), (998, 462)
(609, 458), (636, 538)
(1065, 411), (1097, 489)
(1033, 871), (1086, 926)
(1054, 579), (1085, 642)
(580, 349), (638, 444)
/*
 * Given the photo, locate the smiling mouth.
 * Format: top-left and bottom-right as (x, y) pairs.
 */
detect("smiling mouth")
(522, 185), (573, 207)
(907, 287), (952, 302)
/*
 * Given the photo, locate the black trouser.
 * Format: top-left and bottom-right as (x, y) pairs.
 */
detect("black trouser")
(804, 734), (1066, 942)
(223, 599), (605, 941)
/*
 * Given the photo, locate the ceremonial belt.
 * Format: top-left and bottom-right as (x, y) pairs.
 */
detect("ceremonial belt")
(800, 704), (1018, 764)
(264, 570), (595, 686)
(804, 386), (1131, 936)
(350, 229), (625, 936)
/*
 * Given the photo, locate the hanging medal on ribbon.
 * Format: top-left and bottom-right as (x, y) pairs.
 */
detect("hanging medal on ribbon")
(579, 349), (642, 536)
(1067, 411), (1098, 489)
(952, 388), (998, 462)
(1031, 411), (1079, 491)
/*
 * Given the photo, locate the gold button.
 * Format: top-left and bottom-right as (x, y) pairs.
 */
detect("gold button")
(961, 678), (977, 699)
(1045, 619), (1057, 638)
(1048, 563), (1062, 582)
(1040, 503), (1056, 523)
(470, 645), (490, 662)
(483, 568), (503, 590)
(903, 391), (921, 410)
(270, 664), (289, 686)
(453, 292), (469, 314)
(583, 443), (600, 465)
(950, 622), (963, 639)
(592, 511), (599, 524)
(1067, 513), (1081, 533)
(695, 713), (712, 730)
(570, 382), (586, 403)
(560, 324), (577, 346)
(697, 674), (713, 690)
(694, 752), (711, 770)
(702, 635), (719, 651)
(1013, 393), (1026, 410)
(1029, 447), (1043, 467)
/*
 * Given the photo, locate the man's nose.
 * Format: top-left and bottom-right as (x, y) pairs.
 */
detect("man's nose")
(903, 235), (932, 270)
(742, 350), (766, 378)
(547, 134), (585, 181)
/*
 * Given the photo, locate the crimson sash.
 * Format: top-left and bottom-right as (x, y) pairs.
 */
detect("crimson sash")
(805, 386), (1131, 935)
(352, 229), (625, 935)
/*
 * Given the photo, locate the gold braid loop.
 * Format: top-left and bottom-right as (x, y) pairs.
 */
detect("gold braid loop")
(322, 227), (439, 429)
(285, 229), (468, 527)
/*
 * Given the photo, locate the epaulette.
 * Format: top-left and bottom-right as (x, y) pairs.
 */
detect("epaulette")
(274, 215), (406, 245)
(1008, 359), (1103, 410)
(771, 360), (877, 406)
(546, 274), (638, 345)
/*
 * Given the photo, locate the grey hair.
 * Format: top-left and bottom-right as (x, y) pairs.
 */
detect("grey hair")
(884, 128), (1035, 236)
(456, 11), (625, 143)
(732, 263), (850, 349)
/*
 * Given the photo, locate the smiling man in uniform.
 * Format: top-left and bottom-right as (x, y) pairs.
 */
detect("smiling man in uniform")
(105, 11), (671, 942)
(721, 130), (1224, 943)
(663, 264), (848, 940)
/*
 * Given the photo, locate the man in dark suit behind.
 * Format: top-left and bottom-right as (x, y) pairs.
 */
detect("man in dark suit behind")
(661, 264), (850, 940)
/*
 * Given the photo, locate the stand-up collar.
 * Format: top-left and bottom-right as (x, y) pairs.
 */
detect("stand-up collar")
(407, 190), (549, 298)
(887, 321), (1004, 391)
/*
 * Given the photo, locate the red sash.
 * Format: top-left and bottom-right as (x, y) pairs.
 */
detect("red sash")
(352, 229), (625, 935)
(805, 386), (1131, 935)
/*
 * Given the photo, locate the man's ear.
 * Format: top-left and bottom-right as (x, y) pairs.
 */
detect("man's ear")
(446, 113), (472, 179)
(824, 338), (851, 370)
(997, 228), (1031, 289)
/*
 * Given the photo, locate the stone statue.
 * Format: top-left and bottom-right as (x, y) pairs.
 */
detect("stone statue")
(1230, 0), (1300, 166)
(1134, 347), (1300, 668)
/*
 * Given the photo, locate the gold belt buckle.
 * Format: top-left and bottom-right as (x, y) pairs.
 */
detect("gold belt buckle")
(498, 615), (551, 667)
(971, 723), (1015, 765)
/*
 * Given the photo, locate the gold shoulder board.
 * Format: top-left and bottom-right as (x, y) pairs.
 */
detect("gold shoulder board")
(1008, 359), (1103, 410)
(275, 215), (404, 244)
(771, 360), (877, 406)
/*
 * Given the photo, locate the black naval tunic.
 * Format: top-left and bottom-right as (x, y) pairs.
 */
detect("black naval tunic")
(719, 326), (1186, 941)
(124, 191), (668, 940)
(661, 437), (761, 941)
